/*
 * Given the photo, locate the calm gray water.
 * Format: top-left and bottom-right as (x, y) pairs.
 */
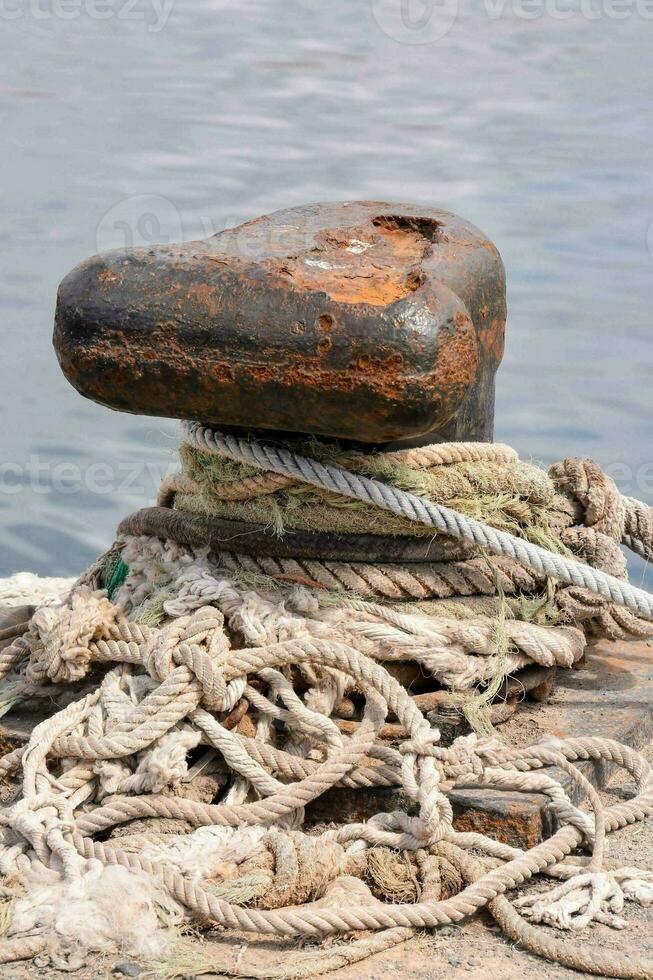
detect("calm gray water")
(0, 0), (651, 584)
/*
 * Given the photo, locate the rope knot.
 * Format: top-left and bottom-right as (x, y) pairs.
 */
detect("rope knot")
(398, 729), (441, 758)
(25, 587), (118, 685)
(444, 733), (502, 777)
(143, 606), (230, 711)
(549, 457), (626, 541)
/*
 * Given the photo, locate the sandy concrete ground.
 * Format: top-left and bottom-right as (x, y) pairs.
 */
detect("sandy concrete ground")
(2, 744), (653, 980)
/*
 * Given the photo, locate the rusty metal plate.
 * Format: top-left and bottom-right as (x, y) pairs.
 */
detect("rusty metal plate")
(308, 640), (653, 848)
(117, 506), (476, 564)
(54, 201), (506, 444)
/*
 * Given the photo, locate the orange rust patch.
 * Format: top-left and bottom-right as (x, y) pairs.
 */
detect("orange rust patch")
(98, 269), (120, 286)
(267, 216), (438, 307)
(233, 346), (432, 405)
(185, 283), (218, 308)
(453, 802), (543, 849)
(316, 313), (335, 333)
(481, 314), (506, 361)
(433, 314), (478, 396)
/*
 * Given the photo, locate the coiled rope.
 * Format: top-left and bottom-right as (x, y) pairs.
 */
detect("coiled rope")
(0, 427), (651, 978)
(182, 422), (653, 623)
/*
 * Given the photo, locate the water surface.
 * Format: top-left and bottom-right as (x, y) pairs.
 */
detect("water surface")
(0, 0), (651, 585)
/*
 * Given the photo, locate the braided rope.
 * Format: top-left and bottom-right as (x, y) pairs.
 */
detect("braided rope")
(217, 551), (544, 600)
(1, 429), (653, 975)
(0, 593), (650, 978)
(180, 441), (521, 503)
(182, 422), (653, 623)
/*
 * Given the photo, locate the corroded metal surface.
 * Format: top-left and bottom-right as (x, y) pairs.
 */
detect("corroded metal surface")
(54, 201), (506, 444)
(117, 506), (475, 563)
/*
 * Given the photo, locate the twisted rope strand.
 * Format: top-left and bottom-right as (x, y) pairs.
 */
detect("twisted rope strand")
(182, 422), (653, 622)
(1, 427), (653, 977)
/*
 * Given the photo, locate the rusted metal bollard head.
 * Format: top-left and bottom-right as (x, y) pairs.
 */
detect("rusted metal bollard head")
(54, 201), (506, 445)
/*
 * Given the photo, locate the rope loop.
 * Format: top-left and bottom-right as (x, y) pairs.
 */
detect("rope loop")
(549, 457), (626, 540)
(1, 428), (653, 977)
(142, 606), (230, 711)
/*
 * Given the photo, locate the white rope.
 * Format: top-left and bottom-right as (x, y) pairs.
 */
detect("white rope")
(2, 433), (653, 977)
(182, 421), (653, 623)
(0, 572), (74, 608)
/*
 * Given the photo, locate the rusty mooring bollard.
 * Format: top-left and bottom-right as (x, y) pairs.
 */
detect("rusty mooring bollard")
(54, 201), (505, 445)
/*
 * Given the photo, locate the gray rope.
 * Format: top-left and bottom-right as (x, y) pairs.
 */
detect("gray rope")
(623, 534), (653, 563)
(181, 422), (653, 624)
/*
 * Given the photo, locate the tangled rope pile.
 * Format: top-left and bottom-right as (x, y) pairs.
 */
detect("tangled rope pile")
(0, 428), (652, 977)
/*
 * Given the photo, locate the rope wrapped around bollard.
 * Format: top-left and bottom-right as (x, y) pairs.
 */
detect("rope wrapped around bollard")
(0, 429), (652, 978)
